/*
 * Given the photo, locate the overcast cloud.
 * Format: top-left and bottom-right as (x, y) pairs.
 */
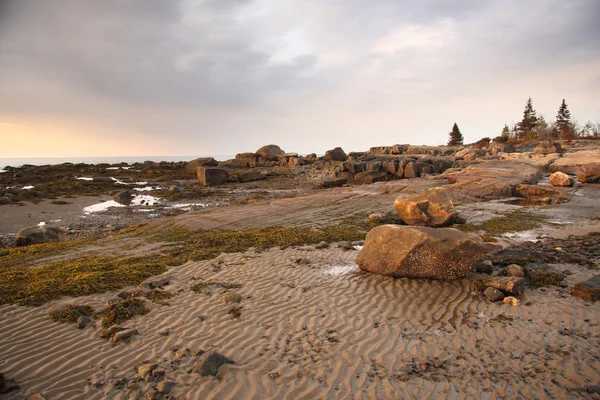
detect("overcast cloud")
(0, 0), (599, 157)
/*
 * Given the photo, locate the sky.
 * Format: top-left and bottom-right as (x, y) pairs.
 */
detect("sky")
(0, 0), (599, 158)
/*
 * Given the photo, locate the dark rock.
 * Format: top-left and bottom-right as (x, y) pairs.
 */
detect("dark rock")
(356, 225), (486, 279)
(92, 176), (113, 183)
(16, 225), (59, 246)
(484, 287), (505, 302)
(476, 260), (494, 274)
(474, 276), (526, 296)
(393, 187), (455, 227)
(525, 263), (564, 287)
(197, 167), (228, 186)
(77, 316), (93, 329)
(325, 147), (348, 162)
(571, 275), (600, 301)
(113, 190), (132, 205)
(403, 162), (420, 178)
(256, 144), (285, 160)
(490, 248), (554, 266)
(190, 351), (235, 376)
(354, 172), (386, 185)
(0, 197), (12, 204)
(169, 185), (183, 193)
(321, 178), (347, 188)
(586, 385), (600, 394)
(239, 169), (265, 183)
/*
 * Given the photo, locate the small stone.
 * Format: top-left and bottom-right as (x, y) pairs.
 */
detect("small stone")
(315, 241), (329, 249)
(77, 316), (93, 329)
(107, 296), (122, 305)
(503, 296), (520, 306)
(137, 364), (158, 379)
(158, 329), (170, 336)
(117, 290), (130, 299)
(368, 213), (383, 223)
(190, 351), (235, 376)
(505, 264), (525, 278)
(151, 279), (169, 288)
(111, 328), (138, 344)
(484, 287), (505, 302)
(586, 385), (600, 395)
(222, 292), (242, 303)
(157, 381), (176, 394)
(476, 260), (494, 274)
(571, 275), (600, 301)
(433, 359), (444, 368)
(268, 372), (280, 379)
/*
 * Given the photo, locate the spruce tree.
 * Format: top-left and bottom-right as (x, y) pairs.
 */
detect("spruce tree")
(555, 99), (574, 139)
(516, 97), (538, 139)
(447, 123), (464, 146)
(501, 124), (510, 141)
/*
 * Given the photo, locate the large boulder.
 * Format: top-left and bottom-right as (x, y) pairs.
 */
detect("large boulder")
(356, 225), (486, 279)
(185, 157), (217, 173)
(256, 145), (285, 160)
(548, 171), (574, 187)
(16, 225), (59, 246)
(197, 167), (228, 186)
(393, 187), (455, 227)
(533, 141), (562, 155)
(577, 163), (600, 183)
(324, 147), (348, 162)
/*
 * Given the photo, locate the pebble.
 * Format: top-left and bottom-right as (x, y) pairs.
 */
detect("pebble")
(77, 316), (93, 329)
(484, 287), (505, 302)
(222, 292), (242, 303)
(157, 381), (176, 394)
(503, 296), (520, 306)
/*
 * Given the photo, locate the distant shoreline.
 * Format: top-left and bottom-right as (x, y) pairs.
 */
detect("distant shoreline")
(0, 155), (235, 170)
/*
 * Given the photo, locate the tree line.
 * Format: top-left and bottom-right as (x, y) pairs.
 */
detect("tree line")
(448, 98), (599, 146)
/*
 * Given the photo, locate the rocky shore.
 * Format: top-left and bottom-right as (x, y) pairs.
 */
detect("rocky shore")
(1, 139), (599, 399)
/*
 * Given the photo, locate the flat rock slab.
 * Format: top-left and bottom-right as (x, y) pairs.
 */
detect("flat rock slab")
(571, 275), (600, 301)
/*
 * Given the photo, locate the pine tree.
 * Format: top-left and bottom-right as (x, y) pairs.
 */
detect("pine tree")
(555, 99), (574, 139)
(516, 97), (538, 139)
(447, 123), (464, 146)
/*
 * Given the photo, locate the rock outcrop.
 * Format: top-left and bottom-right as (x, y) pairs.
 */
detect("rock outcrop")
(533, 141), (562, 155)
(577, 163), (600, 183)
(356, 225), (486, 279)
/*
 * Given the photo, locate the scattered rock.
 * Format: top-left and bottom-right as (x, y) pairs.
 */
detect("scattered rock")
(525, 263), (565, 287)
(197, 167), (228, 186)
(168, 185), (183, 193)
(484, 287), (505, 302)
(571, 275), (600, 301)
(156, 380), (176, 394)
(475, 276), (526, 296)
(548, 171), (574, 187)
(16, 225), (59, 246)
(77, 316), (93, 329)
(353, 172), (386, 185)
(315, 241), (329, 249)
(190, 351), (235, 376)
(503, 296), (520, 306)
(476, 260), (494, 274)
(111, 328), (138, 344)
(113, 190), (132, 205)
(356, 225), (486, 279)
(393, 187), (455, 227)
(505, 264), (525, 278)
(222, 292), (242, 303)
(239, 169), (265, 183)
(137, 364), (158, 379)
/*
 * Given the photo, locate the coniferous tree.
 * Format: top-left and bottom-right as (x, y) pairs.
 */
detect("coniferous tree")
(555, 99), (574, 139)
(516, 97), (539, 139)
(447, 123), (464, 146)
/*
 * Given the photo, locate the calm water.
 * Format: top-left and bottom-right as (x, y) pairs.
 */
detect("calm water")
(0, 155), (235, 170)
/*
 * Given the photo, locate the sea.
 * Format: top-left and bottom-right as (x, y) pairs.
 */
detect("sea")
(0, 155), (235, 171)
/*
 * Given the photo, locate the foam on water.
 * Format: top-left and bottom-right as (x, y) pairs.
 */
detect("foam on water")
(76, 177), (93, 181)
(131, 194), (160, 206)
